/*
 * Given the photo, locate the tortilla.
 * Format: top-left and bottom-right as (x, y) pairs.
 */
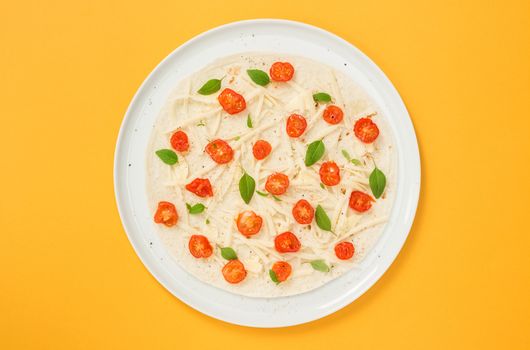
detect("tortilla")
(147, 53), (396, 297)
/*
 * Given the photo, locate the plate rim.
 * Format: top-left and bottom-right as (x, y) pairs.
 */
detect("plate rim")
(114, 18), (421, 328)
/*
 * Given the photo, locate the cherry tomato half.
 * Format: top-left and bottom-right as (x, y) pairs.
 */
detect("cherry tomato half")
(271, 261), (292, 282)
(252, 140), (272, 160)
(185, 178), (213, 198)
(218, 88), (246, 115)
(153, 201), (178, 227)
(319, 161), (341, 186)
(354, 117), (380, 143)
(286, 114), (307, 138)
(274, 232), (301, 253)
(222, 260), (247, 284)
(335, 241), (355, 260)
(323, 105), (344, 125)
(170, 130), (189, 152)
(205, 139), (233, 164)
(270, 62), (294, 82)
(188, 235), (213, 258)
(265, 173), (289, 195)
(236, 210), (263, 237)
(292, 199), (314, 225)
(349, 190), (374, 212)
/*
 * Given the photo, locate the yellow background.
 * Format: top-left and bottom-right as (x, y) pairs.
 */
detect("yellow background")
(1, 0), (529, 348)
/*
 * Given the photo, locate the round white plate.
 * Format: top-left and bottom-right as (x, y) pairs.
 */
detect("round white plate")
(114, 19), (420, 328)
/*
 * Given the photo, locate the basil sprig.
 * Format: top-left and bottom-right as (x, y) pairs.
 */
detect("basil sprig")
(315, 205), (332, 231)
(369, 166), (386, 199)
(310, 260), (330, 272)
(155, 149), (178, 165)
(312, 92), (332, 103)
(197, 78), (222, 95)
(221, 247), (237, 260)
(305, 140), (325, 166)
(186, 203), (206, 214)
(269, 269), (280, 284)
(341, 149), (362, 166)
(247, 69), (270, 86)
(247, 114), (253, 128)
(239, 172), (256, 204)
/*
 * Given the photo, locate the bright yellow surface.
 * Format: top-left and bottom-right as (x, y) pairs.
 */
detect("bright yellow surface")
(1, 0), (529, 348)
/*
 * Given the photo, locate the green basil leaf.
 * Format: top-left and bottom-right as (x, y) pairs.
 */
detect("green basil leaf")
(272, 195), (282, 202)
(312, 92), (332, 103)
(197, 78), (222, 95)
(247, 69), (270, 86)
(310, 259), (330, 272)
(369, 167), (386, 199)
(256, 190), (268, 197)
(186, 203), (206, 214)
(247, 114), (253, 128)
(351, 158), (362, 166)
(341, 149), (351, 161)
(221, 247), (237, 260)
(315, 205), (332, 231)
(269, 269), (280, 284)
(239, 172), (256, 204)
(320, 183), (325, 189)
(155, 149), (178, 165)
(305, 140), (325, 166)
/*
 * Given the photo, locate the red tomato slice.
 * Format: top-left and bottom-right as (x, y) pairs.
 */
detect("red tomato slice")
(354, 117), (380, 143)
(218, 88), (246, 115)
(185, 178), (213, 198)
(205, 139), (234, 164)
(274, 232), (301, 253)
(170, 130), (189, 152)
(335, 241), (355, 260)
(153, 201), (178, 227)
(265, 173), (289, 195)
(349, 190), (374, 212)
(286, 114), (307, 138)
(236, 211), (263, 237)
(319, 161), (341, 186)
(292, 199), (314, 225)
(271, 261), (292, 282)
(270, 62), (294, 82)
(252, 140), (272, 160)
(222, 260), (247, 284)
(188, 235), (213, 258)
(323, 105), (344, 125)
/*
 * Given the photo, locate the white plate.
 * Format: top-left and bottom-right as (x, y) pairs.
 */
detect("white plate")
(114, 19), (420, 328)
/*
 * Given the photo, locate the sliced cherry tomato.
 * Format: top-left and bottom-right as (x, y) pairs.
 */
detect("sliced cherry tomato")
(271, 261), (292, 282)
(170, 130), (189, 152)
(252, 140), (272, 160)
(292, 199), (314, 225)
(319, 161), (341, 186)
(205, 139), (233, 164)
(335, 241), (355, 260)
(349, 190), (374, 212)
(270, 61), (294, 82)
(323, 105), (344, 125)
(188, 235), (213, 258)
(286, 114), (307, 138)
(265, 173), (289, 195)
(222, 260), (247, 284)
(218, 88), (246, 115)
(354, 117), (380, 143)
(274, 231), (301, 253)
(236, 210), (263, 237)
(153, 201), (178, 227)
(185, 178), (213, 198)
